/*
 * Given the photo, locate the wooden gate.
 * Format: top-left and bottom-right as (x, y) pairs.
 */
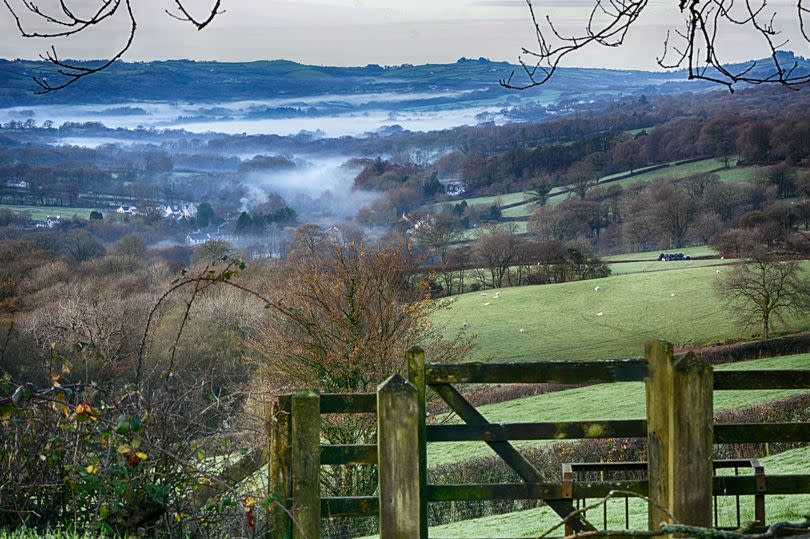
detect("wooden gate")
(267, 340), (810, 538)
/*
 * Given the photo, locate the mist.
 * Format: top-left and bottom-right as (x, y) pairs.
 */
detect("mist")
(0, 89), (525, 138)
(241, 156), (379, 221)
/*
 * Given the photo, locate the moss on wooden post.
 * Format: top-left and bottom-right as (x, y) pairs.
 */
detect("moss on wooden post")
(377, 374), (421, 539)
(290, 390), (320, 539)
(646, 340), (713, 530)
(268, 399), (291, 539)
(407, 347), (428, 539)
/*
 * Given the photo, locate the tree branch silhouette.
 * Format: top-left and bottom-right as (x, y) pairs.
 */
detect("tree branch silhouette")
(3, 0), (224, 93)
(504, 0), (810, 92)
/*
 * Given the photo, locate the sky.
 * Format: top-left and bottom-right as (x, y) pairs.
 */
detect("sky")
(1, 0), (808, 70)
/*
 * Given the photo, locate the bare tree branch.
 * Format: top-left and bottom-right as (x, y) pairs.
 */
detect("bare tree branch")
(506, 0), (810, 92)
(3, 0), (224, 93)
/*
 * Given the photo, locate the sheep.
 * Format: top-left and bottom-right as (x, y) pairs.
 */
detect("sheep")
(594, 286), (602, 292)
(519, 328), (525, 333)
(481, 292), (488, 296)
(596, 311), (604, 317)
(462, 322), (469, 329)
(484, 302), (491, 306)
(493, 292), (501, 298)
(716, 269), (721, 274)
(670, 293), (677, 297)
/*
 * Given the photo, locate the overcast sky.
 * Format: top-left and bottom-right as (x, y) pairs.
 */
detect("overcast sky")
(1, 0), (808, 69)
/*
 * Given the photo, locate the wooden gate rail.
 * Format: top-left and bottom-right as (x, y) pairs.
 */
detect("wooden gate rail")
(267, 341), (810, 538)
(425, 421), (810, 443)
(423, 360), (810, 390)
(424, 474), (810, 501)
(413, 341), (810, 537)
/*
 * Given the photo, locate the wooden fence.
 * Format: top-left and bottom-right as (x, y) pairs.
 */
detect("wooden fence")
(267, 340), (810, 538)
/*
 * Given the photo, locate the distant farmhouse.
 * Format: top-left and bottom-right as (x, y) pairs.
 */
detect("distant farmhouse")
(116, 203), (198, 221)
(34, 215), (61, 229)
(185, 231), (236, 246)
(4, 179), (29, 189)
(444, 181), (466, 197)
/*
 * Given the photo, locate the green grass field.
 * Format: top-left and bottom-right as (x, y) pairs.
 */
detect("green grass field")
(712, 165), (767, 184)
(454, 158), (756, 222)
(427, 353), (810, 467)
(434, 264), (810, 362)
(435, 191), (528, 212)
(603, 246), (718, 262)
(0, 204), (104, 221)
(462, 159), (737, 221)
(428, 443), (810, 537)
(607, 258), (731, 275)
(455, 221), (529, 242)
(606, 158), (727, 188)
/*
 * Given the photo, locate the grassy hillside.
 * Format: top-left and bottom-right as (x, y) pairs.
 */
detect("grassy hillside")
(433, 264), (810, 362)
(428, 444), (810, 537)
(0, 204), (103, 221)
(608, 259), (729, 275)
(427, 353), (810, 467)
(603, 246), (718, 262)
(476, 159), (761, 220)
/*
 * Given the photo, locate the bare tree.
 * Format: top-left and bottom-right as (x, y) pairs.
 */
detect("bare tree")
(473, 223), (524, 288)
(715, 255), (810, 339)
(504, 0), (810, 91)
(4, 0), (223, 92)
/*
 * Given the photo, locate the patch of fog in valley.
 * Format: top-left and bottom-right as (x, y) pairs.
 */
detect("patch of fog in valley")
(49, 137), (148, 148)
(240, 156), (379, 222)
(0, 89), (511, 138)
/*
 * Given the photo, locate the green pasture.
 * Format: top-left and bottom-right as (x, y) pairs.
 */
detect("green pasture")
(455, 221), (529, 242)
(606, 158), (727, 188)
(713, 165), (767, 184)
(608, 258), (730, 275)
(427, 353), (810, 467)
(0, 204), (104, 221)
(455, 158), (755, 220)
(428, 443), (810, 537)
(603, 245), (718, 262)
(433, 263), (810, 362)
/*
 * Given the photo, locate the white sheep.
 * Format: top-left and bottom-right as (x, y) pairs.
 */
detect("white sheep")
(716, 269), (721, 274)
(484, 302), (491, 306)
(519, 328), (525, 333)
(596, 311), (604, 317)
(670, 293), (677, 297)
(493, 292), (501, 298)
(594, 286), (602, 292)
(481, 292), (488, 296)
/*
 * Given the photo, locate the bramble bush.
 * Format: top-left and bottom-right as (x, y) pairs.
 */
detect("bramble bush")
(0, 368), (264, 537)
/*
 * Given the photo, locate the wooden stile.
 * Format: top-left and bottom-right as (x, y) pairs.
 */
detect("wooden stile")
(377, 374), (421, 539)
(407, 347), (429, 539)
(646, 340), (713, 529)
(290, 390), (321, 539)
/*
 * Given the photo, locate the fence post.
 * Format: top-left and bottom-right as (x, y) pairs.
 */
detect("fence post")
(268, 398), (291, 539)
(407, 347), (428, 539)
(377, 374), (421, 539)
(645, 340), (713, 530)
(290, 390), (320, 539)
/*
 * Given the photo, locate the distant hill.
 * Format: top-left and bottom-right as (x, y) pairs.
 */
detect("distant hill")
(0, 53), (807, 107)
(0, 57), (678, 107)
